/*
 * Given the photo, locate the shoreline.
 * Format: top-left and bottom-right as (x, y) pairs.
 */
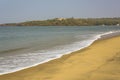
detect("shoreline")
(0, 31), (120, 75)
(0, 34), (120, 79)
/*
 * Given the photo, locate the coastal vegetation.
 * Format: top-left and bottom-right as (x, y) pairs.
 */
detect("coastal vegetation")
(0, 18), (120, 26)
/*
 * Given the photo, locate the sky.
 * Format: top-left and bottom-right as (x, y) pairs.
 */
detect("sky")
(0, 0), (120, 23)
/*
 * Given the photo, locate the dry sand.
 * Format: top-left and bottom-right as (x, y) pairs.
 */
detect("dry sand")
(0, 36), (120, 80)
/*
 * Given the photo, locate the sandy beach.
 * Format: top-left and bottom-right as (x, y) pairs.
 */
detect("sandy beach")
(0, 36), (120, 80)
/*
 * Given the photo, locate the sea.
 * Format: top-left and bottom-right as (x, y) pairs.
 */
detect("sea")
(0, 26), (120, 75)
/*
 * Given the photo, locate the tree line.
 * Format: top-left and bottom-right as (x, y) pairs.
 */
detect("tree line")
(0, 18), (120, 26)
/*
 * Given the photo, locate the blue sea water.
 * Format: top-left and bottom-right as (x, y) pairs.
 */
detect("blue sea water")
(0, 26), (120, 75)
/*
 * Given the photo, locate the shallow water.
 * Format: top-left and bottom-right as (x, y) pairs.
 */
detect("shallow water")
(0, 26), (120, 74)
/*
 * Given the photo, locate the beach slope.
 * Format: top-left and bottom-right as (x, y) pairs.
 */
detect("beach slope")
(0, 36), (120, 80)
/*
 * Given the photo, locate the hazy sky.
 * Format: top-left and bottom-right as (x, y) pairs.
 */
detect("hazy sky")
(0, 0), (120, 23)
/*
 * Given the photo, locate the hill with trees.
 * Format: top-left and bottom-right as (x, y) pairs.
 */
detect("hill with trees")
(0, 18), (120, 26)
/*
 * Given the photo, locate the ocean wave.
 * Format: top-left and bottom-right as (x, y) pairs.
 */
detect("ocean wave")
(0, 30), (120, 75)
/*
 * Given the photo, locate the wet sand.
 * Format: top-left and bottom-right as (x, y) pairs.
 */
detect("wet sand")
(0, 36), (120, 80)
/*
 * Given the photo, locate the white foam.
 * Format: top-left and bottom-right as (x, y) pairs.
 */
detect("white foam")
(0, 30), (120, 75)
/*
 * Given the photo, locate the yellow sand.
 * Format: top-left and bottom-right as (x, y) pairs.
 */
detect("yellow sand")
(0, 36), (120, 80)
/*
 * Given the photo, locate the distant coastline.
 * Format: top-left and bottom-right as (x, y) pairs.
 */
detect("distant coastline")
(0, 17), (120, 26)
